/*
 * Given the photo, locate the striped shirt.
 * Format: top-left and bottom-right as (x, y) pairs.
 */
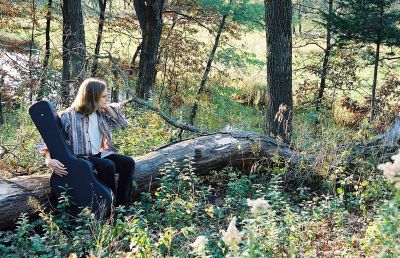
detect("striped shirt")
(60, 104), (128, 158)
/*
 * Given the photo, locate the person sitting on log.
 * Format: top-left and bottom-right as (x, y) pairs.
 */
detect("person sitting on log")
(38, 78), (135, 207)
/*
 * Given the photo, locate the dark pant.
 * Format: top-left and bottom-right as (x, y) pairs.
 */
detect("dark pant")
(87, 154), (135, 206)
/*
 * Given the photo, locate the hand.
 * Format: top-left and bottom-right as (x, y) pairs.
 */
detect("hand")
(103, 103), (118, 118)
(104, 102), (114, 112)
(46, 158), (68, 177)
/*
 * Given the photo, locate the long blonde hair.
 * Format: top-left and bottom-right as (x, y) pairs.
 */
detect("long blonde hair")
(71, 78), (107, 115)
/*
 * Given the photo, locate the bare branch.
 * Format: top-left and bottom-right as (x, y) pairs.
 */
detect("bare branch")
(164, 10), (212, 32)
(293, 42), (326, 51)
(380, 56), (400, 61)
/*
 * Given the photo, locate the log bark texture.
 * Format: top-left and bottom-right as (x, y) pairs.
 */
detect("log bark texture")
(0, 175), (51, 229)
(0, 132), (295, 229)
(133, 132), (296, 191)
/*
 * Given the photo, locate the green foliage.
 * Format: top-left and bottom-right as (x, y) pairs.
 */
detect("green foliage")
(324, 0), (400, 46)
(197, 0), (264, 30)
(1, 87), (398, 257)
(0, 103), (45, 174)
(216, 47), (264, 69)
(1, 155), (399, 256)
(230, 0), (265, 31)
(362, 190), (400, 256)
(154, 157), (208, 227)
(197, 83), (264, 132)
(1, 0), (400, 256)
(112, 110), (172, 156)
(294, 48), (365, 112)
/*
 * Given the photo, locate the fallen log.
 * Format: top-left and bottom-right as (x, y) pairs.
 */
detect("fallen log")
(338, 116), (400, 160)
(133, 131), (297, 191)
(0, 175), (51, 229)
(0, 132), (296, 229)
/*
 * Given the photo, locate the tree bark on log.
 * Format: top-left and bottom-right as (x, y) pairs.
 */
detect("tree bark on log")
(134, 131), (296, 191)
(0, 175), (51, 230)
(0, 132), (296, 229)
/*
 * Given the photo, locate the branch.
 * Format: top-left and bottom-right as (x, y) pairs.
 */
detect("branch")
(234, 13), (264, 28)
(380, 56), (400, 61)
(93, 53), (205, 134)
(293, 42), (326, 51)
(0, 143), (25, 168)
(163, 10), (212, 32)
(296, 3), (323, 14)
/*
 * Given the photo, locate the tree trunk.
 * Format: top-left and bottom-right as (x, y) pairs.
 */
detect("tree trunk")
(370, 4), (383, 122)
(38, 0), (53, 100)
(129, 42), (142, 77)
(62, 0), (86, 95)
(29, 0), (36, 102)
(298, 2), (302, 36)
(264, 0), (293, 143)
(91, 0), (107, 76)
(0, 132), (296, 229)
(42, 0), (53, 79)
(159, 17), (177, 97)
(0, 76), (3, 127)
(134, 0), (166, 99)
(370, 39), (380, 122)
(316, 0), (333, 111)
(61, 0), (71, 107)
(189, 13), (228, 125)
(126, 43), (143, 100)
(292, 2), (296, 35)
(68, 0), (86, 88)
(0, 92), (2, 127)
(111, 69), (119, 102)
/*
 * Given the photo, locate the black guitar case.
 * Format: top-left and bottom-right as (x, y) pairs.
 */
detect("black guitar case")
(29, 101), (113, 217)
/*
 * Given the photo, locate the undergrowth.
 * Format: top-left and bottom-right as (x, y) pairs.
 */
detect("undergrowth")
(0, 152), (398, 256)
(0, 93), (398, 256)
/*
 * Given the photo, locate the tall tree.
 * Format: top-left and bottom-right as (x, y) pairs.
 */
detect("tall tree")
(91, 0), (107, 76)
(188, 0), (264, 125)
(189, 1), (230, 125)
(325, 0), (400, 121)
(61, 0), (86, 105)
(133, 0), (166, 99)
(292, 0), (303, 35)
(129, 43), (142, 77)
(316, 0), (334, 111)
(28, 0), (36, 102)
(264, 0), (293, 143)
(38, 0), (52, 100)
(61, 0), (71, 107)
